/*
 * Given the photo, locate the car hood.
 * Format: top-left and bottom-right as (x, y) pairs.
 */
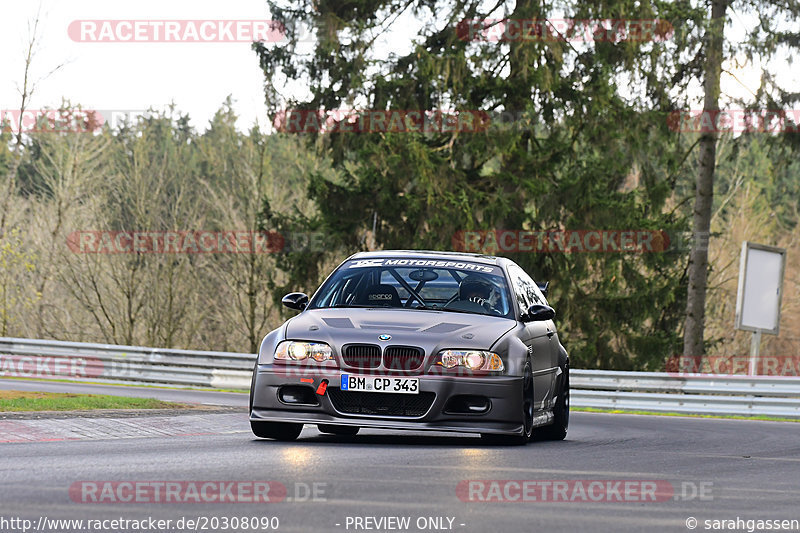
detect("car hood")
(285, 308), (515, 354)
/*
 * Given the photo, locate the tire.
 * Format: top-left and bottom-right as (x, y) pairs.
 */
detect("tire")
(251, 421), (303, 441)
(481, 358), (534, 446)
(534, 363), (569, 441)
(318, 424), (360, 436)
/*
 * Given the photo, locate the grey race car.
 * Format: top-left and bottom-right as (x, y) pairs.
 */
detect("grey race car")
(249, 250), (569, 445)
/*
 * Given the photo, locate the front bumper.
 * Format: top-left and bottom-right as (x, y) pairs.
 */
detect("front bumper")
(250, 365), (524, 435)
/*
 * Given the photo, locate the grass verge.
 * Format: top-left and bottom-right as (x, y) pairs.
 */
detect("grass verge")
(573, 406), (800, 423)
(0, 390), (190, 412)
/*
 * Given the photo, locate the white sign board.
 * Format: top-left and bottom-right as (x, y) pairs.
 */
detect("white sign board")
(735, 242), (786, 335)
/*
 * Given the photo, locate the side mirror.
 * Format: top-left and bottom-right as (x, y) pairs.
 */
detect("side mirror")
(282, 292), (309, 311)
(522, 304), (555, 322)
(537, 281), (549, 297)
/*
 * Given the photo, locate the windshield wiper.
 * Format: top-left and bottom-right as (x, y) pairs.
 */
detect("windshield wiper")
(409, 304), (478, 315)
(436, 307), (482, 315)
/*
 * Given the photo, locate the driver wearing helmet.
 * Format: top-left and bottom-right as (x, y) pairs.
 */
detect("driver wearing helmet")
(458, 275), (496, 311)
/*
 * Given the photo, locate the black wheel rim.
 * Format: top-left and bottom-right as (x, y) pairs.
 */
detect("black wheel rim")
(522, 362), (534, 437)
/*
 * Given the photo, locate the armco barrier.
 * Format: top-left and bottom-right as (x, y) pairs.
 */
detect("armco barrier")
(570, 370), (800, 417)
(1, 338), (799, 417)
(0, 337), (254, 389)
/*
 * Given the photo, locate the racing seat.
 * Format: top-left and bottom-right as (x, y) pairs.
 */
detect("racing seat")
(357, 284), (401, 307)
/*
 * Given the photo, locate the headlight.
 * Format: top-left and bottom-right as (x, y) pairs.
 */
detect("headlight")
(274, 341), (333, 363)
(289, 343), (309, 360)
(440, 352), (461, 368)
(434, 350), (504, 372)
(463, 352), (485, 370)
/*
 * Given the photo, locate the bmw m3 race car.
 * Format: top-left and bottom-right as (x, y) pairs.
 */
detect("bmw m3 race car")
(249, 250), (569, 444)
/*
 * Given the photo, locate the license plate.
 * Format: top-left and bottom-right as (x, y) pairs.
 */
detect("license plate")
(340, 374), (419, 394)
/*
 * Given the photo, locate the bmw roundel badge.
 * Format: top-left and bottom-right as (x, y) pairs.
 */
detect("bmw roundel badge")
(378, 334), (392, 341)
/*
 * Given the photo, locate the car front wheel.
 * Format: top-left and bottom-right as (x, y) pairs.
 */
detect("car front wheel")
(481, 357), (534, 445)
(534, 364), (569, 441)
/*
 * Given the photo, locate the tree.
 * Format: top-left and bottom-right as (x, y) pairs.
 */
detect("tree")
(196, 100), (282, 353)
(58, 109), (206, 346)
(0, 228), (38, 336)
(1, 8), (66, 238)
(20, 104), (112, 338)
(255, 0), (691, 368)
(683, 0), (727, 359)
(682, 0), (800, 358)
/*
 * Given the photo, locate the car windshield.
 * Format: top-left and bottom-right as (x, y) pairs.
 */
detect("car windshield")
(309, 258), (514, 319)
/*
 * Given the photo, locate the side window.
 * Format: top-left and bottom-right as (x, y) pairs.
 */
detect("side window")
(507, 265), (532, 314)
(521, 271), (544, 306)
(530, 282), (547, 306)
(516, 266), (548, 306)
(508, 264), (548, 312)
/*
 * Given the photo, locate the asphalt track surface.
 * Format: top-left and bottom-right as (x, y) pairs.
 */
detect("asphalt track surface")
(1, 379), (799, 533)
